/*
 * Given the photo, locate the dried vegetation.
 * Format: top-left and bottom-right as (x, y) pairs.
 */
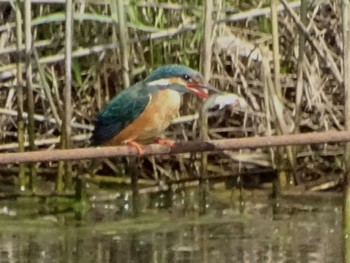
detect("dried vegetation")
(0, 0), (346, 190)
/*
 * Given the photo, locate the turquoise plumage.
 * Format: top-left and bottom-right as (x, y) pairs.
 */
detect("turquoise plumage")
(91, 64), (218, 154)
(90, 83), (150, 146)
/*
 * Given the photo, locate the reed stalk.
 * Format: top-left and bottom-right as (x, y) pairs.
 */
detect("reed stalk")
(14, 0), (27, 190)
(33, 48), (61, 127)
(342, 0), (350, 261)
(200, 0), (213, 179)
(293, 0), (307, 184)
(261, 55), (276, 171)
(271, 0), (295, 186)
(343, 1), (350, 183)
(116, 0), (130, 88)
(58, 0), (73, 191)
(24, 0), (37, 191)
(271, 0), (282, 99)
(64, 0), (73, 185)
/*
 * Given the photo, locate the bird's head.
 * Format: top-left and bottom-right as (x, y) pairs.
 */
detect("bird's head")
(144, 65), (219, 99)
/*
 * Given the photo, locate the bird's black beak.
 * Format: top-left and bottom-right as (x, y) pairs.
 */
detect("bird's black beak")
(202, 83), (221, 93)
(195, 83), (221, 99)
(187, 80), (220, 99)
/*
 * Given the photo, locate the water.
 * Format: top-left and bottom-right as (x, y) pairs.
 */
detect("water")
(0, 184), (343, 263)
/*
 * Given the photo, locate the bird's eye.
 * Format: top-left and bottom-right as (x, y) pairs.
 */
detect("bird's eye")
(182, 74), (191, 81)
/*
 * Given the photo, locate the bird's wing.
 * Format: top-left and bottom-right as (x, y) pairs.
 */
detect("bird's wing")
(90, 85), (151, 146)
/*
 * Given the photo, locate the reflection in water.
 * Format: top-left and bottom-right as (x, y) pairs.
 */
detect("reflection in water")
(0, 186), (342, 263)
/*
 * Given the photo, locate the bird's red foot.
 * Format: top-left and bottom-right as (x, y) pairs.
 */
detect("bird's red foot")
(126, 141), (145, 155)
(154, 138), (175, 148)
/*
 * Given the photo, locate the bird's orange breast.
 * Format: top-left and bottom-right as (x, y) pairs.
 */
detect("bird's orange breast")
(105, 89), (181, 146)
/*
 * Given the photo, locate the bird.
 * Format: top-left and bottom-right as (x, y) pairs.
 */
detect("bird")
(90, 64), (219, 155)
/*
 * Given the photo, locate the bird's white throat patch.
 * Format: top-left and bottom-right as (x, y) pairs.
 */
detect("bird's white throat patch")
(146, 78), (171, 87)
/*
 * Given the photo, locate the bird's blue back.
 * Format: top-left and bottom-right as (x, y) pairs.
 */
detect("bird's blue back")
(90, 82), (151, 146)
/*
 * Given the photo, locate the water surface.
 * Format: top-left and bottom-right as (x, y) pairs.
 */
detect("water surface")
(0, 184), (342, 263)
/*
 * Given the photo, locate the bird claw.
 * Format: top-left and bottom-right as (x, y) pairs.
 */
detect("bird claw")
(125, 139), (174, 155)
(126, 141), (145, 155)
(154, 138), (175, 148)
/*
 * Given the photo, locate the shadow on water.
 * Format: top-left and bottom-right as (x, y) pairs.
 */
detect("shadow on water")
(0, 181), (343, 263)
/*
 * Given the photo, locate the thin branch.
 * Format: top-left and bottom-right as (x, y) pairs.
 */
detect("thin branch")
(1, 130), (350, 164)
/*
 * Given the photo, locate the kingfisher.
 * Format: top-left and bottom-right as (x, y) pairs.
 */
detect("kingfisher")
(90, 64), (219, 154)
